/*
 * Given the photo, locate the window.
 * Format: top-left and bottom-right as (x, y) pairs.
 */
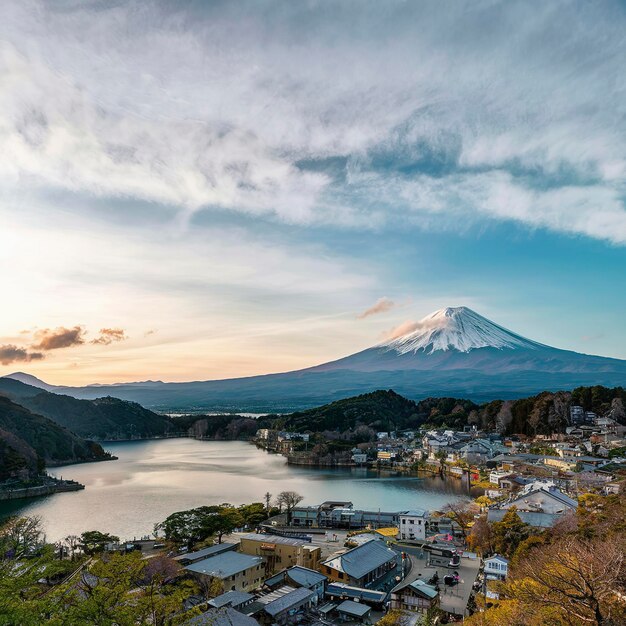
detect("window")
(409, 520), (414, 524)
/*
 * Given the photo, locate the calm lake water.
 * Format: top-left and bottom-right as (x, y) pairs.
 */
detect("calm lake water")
(0, 439), (469, 541)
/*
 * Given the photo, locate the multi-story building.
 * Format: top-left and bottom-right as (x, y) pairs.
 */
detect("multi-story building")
(184, 551), (265, 592)
(398, 509), (428, 542)
(238, 533), (320, 574)
(320, 539), (399, 588)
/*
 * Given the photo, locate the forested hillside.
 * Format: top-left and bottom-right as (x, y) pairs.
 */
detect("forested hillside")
(0, 397), (109, 479)
(0, 378), (171, 439)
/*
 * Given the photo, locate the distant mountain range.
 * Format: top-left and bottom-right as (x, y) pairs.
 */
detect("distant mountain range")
(0, 378), (171, 440)
(4, 307), (626, 411)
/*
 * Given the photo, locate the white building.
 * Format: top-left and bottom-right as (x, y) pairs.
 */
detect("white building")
(399, 510), (428, 542)
(484, 554), (509, 581)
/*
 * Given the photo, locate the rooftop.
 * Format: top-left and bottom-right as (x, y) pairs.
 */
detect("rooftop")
(174, 542), (237, 562)
(183, 606), (259, 626)
(208, 590), (255, 609)
(241, 533), (308, 547)
(185, 552), (263, 578)
(322, 539), (397, 579)
(286, 565), (327, 588)
(408, 579), (438, 599)
(336, 600), (372, 617)
(258, 586), (314, 616)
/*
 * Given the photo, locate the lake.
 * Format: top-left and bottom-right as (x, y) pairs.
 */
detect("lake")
(0, 439), (469, 541)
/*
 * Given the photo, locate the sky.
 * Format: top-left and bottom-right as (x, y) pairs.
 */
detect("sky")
(1, 0), (625, 385)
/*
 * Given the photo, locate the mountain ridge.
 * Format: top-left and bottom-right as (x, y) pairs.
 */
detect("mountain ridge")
(3, 306), (625, 411)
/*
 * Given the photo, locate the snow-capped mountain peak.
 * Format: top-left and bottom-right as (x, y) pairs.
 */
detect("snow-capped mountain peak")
(382, 306), (543, 355)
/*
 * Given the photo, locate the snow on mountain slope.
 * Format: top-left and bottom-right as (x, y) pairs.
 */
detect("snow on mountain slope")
(381, 306), (545, 354)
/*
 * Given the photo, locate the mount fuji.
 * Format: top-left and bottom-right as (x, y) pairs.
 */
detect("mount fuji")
(4, 307), (626, 411)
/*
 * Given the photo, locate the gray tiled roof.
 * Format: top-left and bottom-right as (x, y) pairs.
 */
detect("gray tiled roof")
(174, 543), (237, 562)
(322, 539), (397, 579)
(184, 606), (259, 626)
(241, 533), (307, 547)
(263, 587), (314, 616)
(487, 509), (559, 528)
(185, 552), (263, 578)
(208, 590), (255, 608)
(409, 579), (438, 599)
(286, 566), (326, 588)
(337, 600), (371, 617)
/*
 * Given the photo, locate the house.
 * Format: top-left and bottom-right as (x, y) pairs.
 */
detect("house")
(321, 539), (398, 588)
(487, 480), (577, 528)
(183, 606), (260, 625)
(390, 578), (440, 613)
(399, 509), (428, 542)
(207, 590), (255, 611)
(238, 533), (320, 573)
(173, 542), (238, 566)
(253, 585), (314, 625)
(325, 583), (387, 608)
(336, 600), (372, 623)
(184, 551), (265, 592)
(484, 554), (509, 581)
(352, 452), (368, 464)
(291, 501), (401, 529)
(264, 566), (326, 603)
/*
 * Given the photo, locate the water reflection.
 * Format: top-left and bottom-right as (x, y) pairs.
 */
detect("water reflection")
(0, 439), (469, 541)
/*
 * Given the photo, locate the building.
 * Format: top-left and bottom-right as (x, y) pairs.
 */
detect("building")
(487, 480), (577, 528)
(183, 606), (259, 626)
(264, 565), (326, 603)
(320, 539), (398, 588)
(336, 600), (372, 623)
(325, 582), (387, 608)
(207, 590), (255, 611)
(484, 554), (509, 581)
(399, 509), (428, 542)
(253, 585), (314, 625)
(291, 501), (402, 529)
(390, 578), (439, 613)
(174, 542), (238, 566)
(238, 533), (320, 573)
(570, 406), (587, 424)
(184, 551), (264, 592)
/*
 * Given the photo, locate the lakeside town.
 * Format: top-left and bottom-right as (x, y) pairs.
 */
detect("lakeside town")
(2, 398), (625, 625)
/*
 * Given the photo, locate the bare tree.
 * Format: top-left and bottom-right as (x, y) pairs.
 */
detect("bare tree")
(0, 515), (44, 557)
(511, 536), (626, 625)
(276, 491), (303, 525)
(442, 501), (477, 542)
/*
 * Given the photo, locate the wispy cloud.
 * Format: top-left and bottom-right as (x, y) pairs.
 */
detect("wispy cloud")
(91, 328), (127, 345)
(0, 344), (44, 365)
(0, 1), (624, 242)
(32, 326), (85, 351)
(357, 297), (395, 319)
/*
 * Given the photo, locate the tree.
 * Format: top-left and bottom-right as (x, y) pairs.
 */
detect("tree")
(441, 501), (477, 541)
(79, 530), (120, 555)
(509, 536), (626, 625)
(0, 516), (45, 558)
(264, 492), (272, 512)
(467, 514), (493, 556)
(276, 491), (303, 525)
(63, 534), (81, 561)
(491, 508), (533, 558)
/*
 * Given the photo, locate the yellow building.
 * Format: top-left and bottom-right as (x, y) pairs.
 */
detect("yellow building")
(238, 533), (321, 574)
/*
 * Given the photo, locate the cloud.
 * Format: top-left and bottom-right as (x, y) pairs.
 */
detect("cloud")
(357, 297), (395, 319)
(91, 328), (127, 345)
(32, 326), (85, 350)
(381, 316), (446, 341)
(0, 344), (44, 365)
(0, 1), (624, 242)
